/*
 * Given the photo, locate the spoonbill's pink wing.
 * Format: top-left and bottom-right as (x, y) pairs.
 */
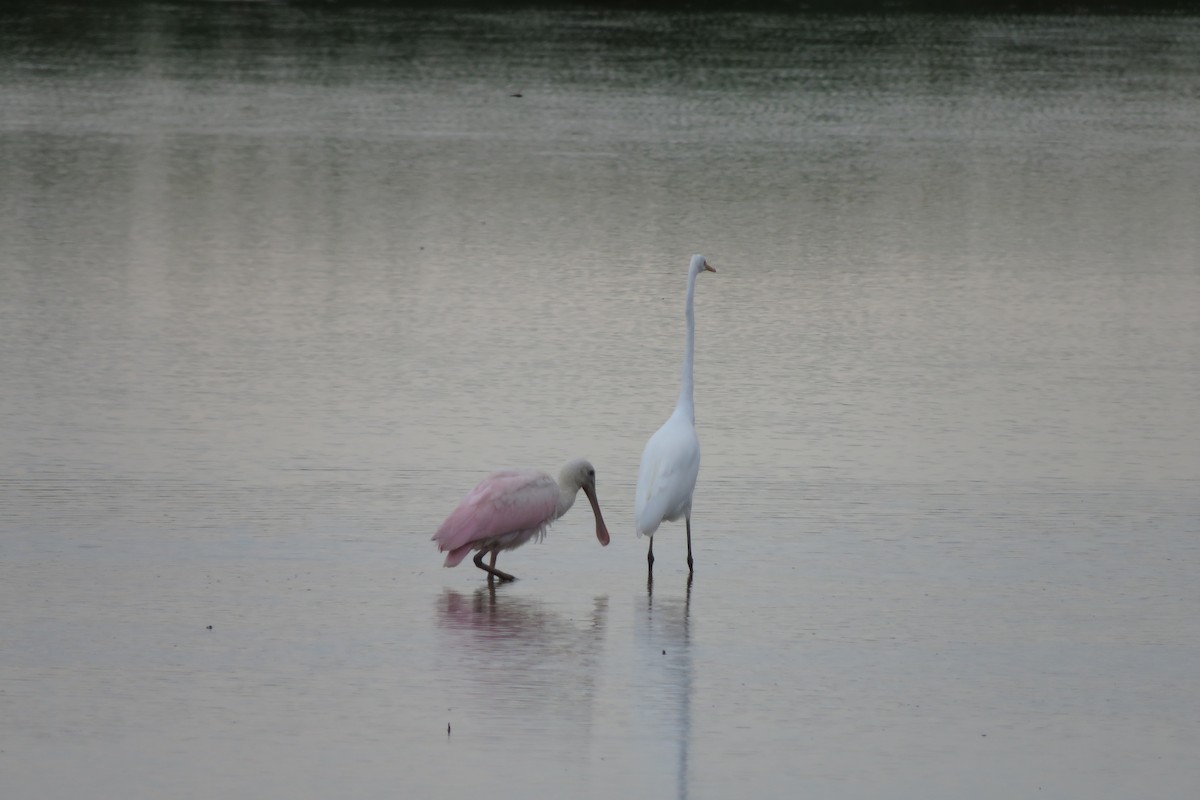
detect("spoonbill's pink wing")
(433, 470), (559, 566)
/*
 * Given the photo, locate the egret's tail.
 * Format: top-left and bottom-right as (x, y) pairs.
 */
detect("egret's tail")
(634, 496), (665, 539)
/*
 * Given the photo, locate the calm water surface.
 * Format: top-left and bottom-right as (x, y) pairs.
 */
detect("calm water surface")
(2, 4), (1198, 799)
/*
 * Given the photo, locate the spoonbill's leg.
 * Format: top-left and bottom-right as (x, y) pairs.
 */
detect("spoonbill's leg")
(473, 548), (516, 583)
(685, 515), (694, 574)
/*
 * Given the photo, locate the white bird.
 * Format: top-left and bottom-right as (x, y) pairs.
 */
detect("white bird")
(635, 254), (716, 576)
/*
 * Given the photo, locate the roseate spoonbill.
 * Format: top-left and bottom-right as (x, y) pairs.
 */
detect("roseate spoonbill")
(635, 254), (716, 576)
(433, 459), (610, 582)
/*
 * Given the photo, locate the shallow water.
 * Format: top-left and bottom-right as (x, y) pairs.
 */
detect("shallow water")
(2, 4), (1199, 798)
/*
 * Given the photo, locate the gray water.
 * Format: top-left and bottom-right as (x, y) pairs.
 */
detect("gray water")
(2, 4), (1199, 798)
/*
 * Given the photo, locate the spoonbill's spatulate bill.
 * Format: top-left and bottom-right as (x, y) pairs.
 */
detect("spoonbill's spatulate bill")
(433, 459), (610, 582)
(635, 254), (716, 577)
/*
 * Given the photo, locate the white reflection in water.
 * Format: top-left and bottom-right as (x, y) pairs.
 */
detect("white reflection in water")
(636, 578), (694, 800)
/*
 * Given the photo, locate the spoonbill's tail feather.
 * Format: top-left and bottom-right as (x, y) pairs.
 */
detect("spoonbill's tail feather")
(442, 543), (475, 568)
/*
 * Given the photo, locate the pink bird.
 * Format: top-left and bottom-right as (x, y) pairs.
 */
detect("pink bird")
(433, 459), (611, 582)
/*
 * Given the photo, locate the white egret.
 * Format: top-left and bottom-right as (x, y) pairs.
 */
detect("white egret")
(635, 254), (716, 576)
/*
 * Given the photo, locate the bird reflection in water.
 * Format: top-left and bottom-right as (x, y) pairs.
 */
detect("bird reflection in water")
(436, 586), (609, 751)
(640, 576), (694, 800)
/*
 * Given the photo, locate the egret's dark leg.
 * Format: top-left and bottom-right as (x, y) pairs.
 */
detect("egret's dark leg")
(473, 548), (516, 582)
(685, 516), (694, 574)
(647, 536), (655, 573)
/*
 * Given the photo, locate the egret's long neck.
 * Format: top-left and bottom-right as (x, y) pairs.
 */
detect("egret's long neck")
(675, 267), (699, 424)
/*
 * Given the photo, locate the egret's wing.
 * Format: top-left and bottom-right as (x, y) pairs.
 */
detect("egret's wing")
(634, 447), (672, 536)
(433, 470), (559, 565)
(634, 418), (701, 536)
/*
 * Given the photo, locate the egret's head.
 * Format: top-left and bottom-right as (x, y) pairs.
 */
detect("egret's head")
(690, 254), (716, 276)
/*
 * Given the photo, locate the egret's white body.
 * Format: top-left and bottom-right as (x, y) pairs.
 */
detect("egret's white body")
(635, 254), (715, 575)
(635, 409), (701, 536)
